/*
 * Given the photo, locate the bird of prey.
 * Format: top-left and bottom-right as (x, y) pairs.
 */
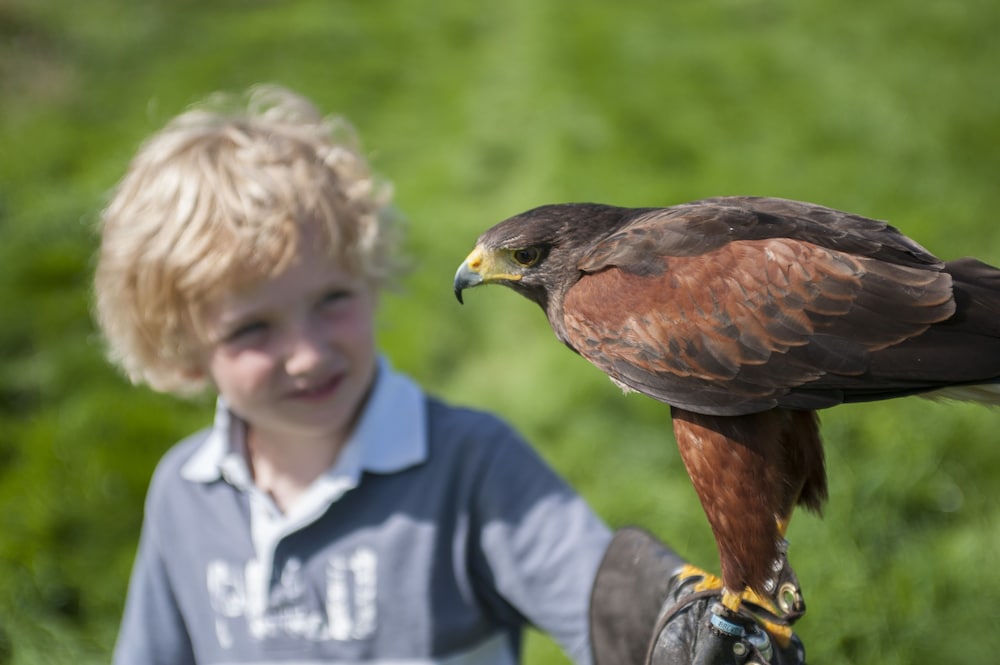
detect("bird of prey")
(453, 196), (1000, 626)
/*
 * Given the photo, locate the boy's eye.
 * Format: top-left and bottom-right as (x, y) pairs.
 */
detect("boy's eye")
(320, 289), (352, 306)
(224, 321), (268, 343)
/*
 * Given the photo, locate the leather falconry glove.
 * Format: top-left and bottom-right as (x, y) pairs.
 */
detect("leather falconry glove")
(590, 527), (807, 665)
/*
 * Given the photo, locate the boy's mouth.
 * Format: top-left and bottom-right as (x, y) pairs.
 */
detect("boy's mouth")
(288, 374), (342, 401)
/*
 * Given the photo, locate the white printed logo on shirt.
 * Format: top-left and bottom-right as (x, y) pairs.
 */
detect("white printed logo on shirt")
(206, 547), (378, 647)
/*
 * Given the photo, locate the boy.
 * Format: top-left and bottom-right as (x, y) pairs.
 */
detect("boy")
(96, 85), (804, 664)
(96, 84), (612, 664)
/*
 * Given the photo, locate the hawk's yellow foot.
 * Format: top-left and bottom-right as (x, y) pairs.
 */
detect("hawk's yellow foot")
(673, 563), (800, 648)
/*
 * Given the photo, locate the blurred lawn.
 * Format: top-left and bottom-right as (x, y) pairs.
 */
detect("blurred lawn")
(1, 0), (999, 662)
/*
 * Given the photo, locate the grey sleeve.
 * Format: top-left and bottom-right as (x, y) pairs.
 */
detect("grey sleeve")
(113, 493), (195, 665)
(470, 426), (612, 665)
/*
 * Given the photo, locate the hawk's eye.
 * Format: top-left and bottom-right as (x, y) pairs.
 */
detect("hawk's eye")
(512, 247), (541, 267)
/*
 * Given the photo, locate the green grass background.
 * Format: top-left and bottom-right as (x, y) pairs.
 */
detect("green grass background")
(2, 0), (999, 662)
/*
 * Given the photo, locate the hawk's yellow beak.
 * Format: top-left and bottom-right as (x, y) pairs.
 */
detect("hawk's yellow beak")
(454, 247), (485, 304)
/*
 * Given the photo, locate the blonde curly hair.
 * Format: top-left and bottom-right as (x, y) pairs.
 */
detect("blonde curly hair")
(94, 84), (401, 395)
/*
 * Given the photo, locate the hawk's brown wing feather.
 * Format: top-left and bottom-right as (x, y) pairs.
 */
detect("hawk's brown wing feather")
(562, 235), (955, 416)
(577, 196), (945, 272)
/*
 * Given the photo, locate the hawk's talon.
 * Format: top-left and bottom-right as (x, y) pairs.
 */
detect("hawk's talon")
(721, 589), (744, 614)
(674, 558), (803, 649)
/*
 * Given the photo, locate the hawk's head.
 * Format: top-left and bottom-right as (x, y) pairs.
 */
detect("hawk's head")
(454, 203), (630, 312)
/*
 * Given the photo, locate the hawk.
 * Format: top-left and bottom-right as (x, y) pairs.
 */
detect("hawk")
(453, 196), (1000, 628)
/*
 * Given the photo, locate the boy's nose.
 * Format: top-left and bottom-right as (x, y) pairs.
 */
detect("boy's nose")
(284, 327), (330, 377)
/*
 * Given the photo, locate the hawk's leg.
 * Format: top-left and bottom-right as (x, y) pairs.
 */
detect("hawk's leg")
(671, 407), (822, 647)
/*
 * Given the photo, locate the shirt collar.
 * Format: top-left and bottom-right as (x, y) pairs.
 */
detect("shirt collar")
(180, 356), (428, 485)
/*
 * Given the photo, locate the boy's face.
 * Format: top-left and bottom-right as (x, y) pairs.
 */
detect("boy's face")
(196, 241), (378, 449)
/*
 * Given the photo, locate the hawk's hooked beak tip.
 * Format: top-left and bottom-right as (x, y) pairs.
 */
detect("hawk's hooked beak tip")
(454, 250), (485, 305)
